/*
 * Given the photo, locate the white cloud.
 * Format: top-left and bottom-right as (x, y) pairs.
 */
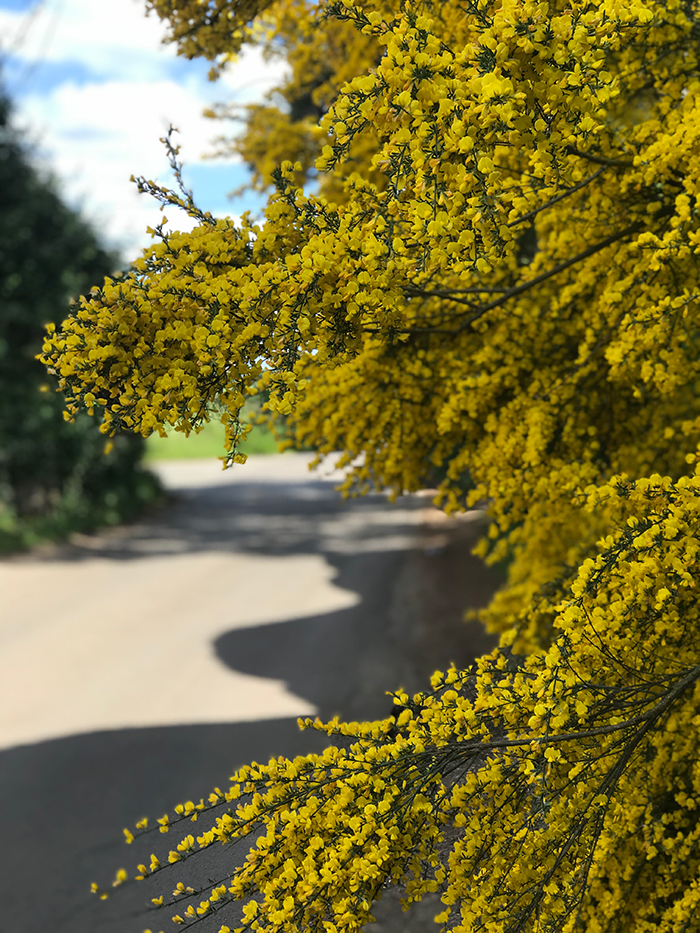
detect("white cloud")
(1, 0), (180, 80)
(20, 76), (230, 252)
(1, 0), (288, 256)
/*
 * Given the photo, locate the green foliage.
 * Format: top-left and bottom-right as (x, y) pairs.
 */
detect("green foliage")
(0, 91), (161, 552)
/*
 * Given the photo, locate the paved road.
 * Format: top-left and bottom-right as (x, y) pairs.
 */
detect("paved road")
(0, 454), (500, 933)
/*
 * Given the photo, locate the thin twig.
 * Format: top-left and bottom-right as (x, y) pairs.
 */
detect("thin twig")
(507, 167), (606, 229)
(388, 221), (645, 335)
(565, 146), (634, 168)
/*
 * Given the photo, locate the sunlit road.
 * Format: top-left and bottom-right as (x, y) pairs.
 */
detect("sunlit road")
(0, 453), (500, 933)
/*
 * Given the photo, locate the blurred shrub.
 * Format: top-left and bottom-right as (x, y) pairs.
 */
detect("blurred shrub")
(0, 91), (161, 552)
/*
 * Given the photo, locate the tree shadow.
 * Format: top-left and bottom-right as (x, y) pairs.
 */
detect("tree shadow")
(213, 518), (501, 723)
(26, 480), (432, 563)
(0, 719), (328, 933)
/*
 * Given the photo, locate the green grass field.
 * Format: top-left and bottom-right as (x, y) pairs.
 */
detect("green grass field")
(144, 419), (281, 461)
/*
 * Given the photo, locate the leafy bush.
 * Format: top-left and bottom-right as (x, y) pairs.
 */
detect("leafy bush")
(0, 91), (160, 552)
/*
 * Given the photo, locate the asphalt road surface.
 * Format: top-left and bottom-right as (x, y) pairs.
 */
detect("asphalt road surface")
(0, 453), (500, 933)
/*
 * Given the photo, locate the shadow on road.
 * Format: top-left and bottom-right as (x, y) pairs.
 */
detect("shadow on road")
(0, 719), (327, 933)
(30, 481), (434, 561)
(214, 527), (500, 723)
(0, 463), (502, 933)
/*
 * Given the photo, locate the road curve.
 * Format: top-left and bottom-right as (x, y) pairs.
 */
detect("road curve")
(0, 453), (500, 933)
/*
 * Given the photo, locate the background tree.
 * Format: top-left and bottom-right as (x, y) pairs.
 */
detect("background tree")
(42, 0), (700, 930)
(0, 89), (160, 551)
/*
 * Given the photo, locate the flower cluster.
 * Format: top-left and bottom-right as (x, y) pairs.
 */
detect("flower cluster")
(41, 0), (700, 929)
(96, 473), (700, 932)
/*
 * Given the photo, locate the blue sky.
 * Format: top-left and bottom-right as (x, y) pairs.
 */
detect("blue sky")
(0, 0), (285, 258)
